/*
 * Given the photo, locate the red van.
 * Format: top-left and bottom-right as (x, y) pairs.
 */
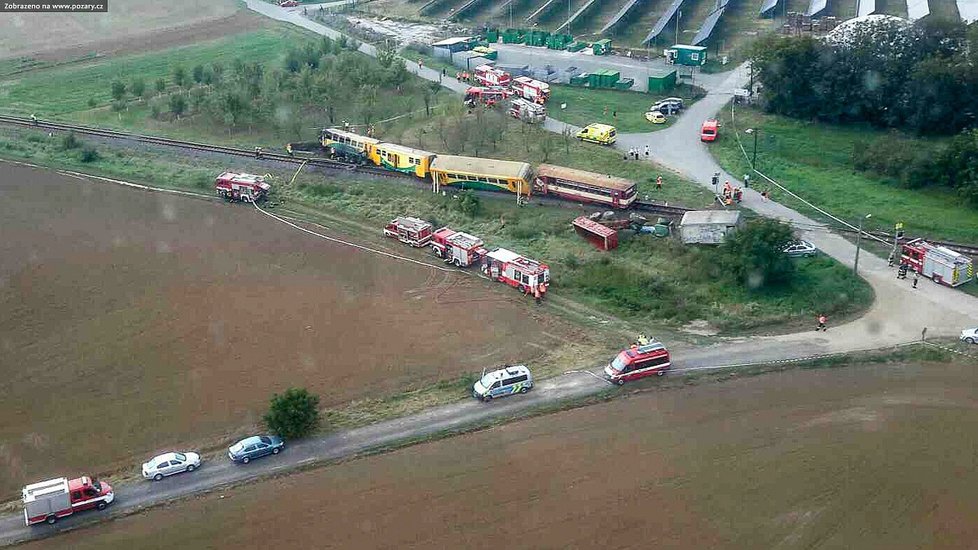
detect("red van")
(700, 119), (719, 142)
(604, 342), (671, 385)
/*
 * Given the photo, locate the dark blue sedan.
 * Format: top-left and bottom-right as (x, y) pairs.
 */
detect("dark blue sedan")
(227, 435), (284, 464)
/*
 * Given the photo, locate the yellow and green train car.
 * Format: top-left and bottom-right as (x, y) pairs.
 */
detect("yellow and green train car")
(429, 155), (533, 195)
(367, 143), (436, 179)
(320, 128), (379, 163)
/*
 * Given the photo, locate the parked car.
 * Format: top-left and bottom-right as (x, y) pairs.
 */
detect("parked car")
(961, 327), (978, 344)
(700, 119), (719, 142)
(604, 341), (671, 385)
(142, 452), (201, 481)
(651, 98), (683, 114)
(784, 240), (818, 258)
(472, 365), (533, 402)
(645, 111), (667, 124)
(279, 0), (299, 6)
(228, 435), (284, 464)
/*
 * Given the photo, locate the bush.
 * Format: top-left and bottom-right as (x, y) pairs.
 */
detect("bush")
(719, 218), (796, 289)
(79, 145), (99, 163)
(456, 191), (482, 217)
(60, 131), (79, 150)
(263, 387), (320, 439)
(87, 97), (97, 108)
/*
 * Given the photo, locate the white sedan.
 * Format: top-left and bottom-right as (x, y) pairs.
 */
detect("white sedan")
(142, 451), (201, 481)
(961, 328), (978, 345)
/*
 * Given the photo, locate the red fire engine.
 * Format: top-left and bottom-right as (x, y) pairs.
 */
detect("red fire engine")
(430, 227), (488, 267)
(508, 97), (546, 123)
(464, 86), (513, 107)
(215, 171), (271, 202)
(482, 248), (550, 298)
(511, 76), (550, 104)
(383, 216), (433, 247)
(474, 64), (511, 87)
(603, 340), (671, 385)
(23, 476), (114, 526)
(901, 238), (974, 287)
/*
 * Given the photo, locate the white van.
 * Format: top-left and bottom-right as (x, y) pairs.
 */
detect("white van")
(472, 365), (533, 402)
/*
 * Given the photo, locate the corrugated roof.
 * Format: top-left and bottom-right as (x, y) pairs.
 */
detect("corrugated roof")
(432, 37), (473, 47)
(430, 155), (532, 180)
(537, 164), (635, 192)
(573, 216), (617, 238)
(680, 210), (741, 225)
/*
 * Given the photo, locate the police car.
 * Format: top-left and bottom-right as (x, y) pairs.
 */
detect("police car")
(472, 365), (533, 402)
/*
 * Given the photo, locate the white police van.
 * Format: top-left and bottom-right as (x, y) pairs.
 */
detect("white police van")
(472, 365), (533, 402)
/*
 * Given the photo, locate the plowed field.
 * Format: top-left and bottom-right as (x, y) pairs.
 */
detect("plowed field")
(0, 163), (580, 495)
(28, 356), (978, 549)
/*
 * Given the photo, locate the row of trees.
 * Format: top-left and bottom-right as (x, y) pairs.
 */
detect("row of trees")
(105, 35), (429, 137)
(752, 18), (978, 135)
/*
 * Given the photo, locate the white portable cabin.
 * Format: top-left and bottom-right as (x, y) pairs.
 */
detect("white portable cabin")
(679, 210), (742, 244)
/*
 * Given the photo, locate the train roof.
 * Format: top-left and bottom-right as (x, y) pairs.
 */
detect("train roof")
(536, 164), (636, 192)
(322, 128), (379, 144)
(375, 142), (435, 157)
(430, 155), (532, 180)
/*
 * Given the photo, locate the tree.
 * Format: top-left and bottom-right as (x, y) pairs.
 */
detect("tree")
(192, 64), (205, 84)
(172, 65), (187, 88)
(457, 190), (482, 217)
(935, 128), (978, 204)
(422, 81), (440, 116)
(263, 387), (320, 439)
(110, 80), (126, 102)
(538, 130), (556, 162)
(169, 93), (187, 118)
(719, 219), (796, 289)
(130, 77), (146, 99)
(155, 77), (166, 95)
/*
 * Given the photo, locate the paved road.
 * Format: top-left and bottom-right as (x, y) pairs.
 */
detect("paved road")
(4, 5), (971, 546)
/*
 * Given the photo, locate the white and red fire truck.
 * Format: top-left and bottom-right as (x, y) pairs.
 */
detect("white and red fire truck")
(430, 227), (488, 267)
(482, 248), (550, 298)
(215, 171), (271, 202)
(474, 64), (511, 88)
(383, 216), (433, 247)
(23, 476), (114, 526)
(511, 76), (550, 104)
(604, 340), (671, 385)
(508, 97), (546, 123)
(901, 239), (974, 287)
(463, 86), (513, 107)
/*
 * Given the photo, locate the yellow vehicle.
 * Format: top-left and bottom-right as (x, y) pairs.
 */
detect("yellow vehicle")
(367, 142), (436, 179)
(645, 111), (667, 124)
(576, 123), (617, 145)
(320, 128), (378, 162)
(429, 155), (533, 195)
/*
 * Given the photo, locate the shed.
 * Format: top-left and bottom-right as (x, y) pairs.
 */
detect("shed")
(666, 44), (707, 66)
(647, 69), (677, 93)
(679, 210), (742, 244)
(432, 36), (475, 53)
(573, 216), (619, 250)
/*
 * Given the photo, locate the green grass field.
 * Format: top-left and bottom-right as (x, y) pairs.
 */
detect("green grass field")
(713, 105), (978, 244)
(548, 84), (705, 133)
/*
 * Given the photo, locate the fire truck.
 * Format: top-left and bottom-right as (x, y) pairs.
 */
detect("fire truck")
(482, 248), (550, 297)
(23, 476), (114, 526)
(901, 239), (974, 287)
(604, 340), (671, 385)
(474, 65), (511, 88)
(430, 227), (488, 267)
(508, 98), (546, 123)
(383, 216), (433, 247)
(215, 171), (271, 202)
(464, 86), (513, 107)
(511, 76), (550, 104)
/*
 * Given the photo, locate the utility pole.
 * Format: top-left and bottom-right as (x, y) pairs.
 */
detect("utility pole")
(745, 128), (758, 169)
(853, 213), (872, 275)
(676, 10), (681, 45)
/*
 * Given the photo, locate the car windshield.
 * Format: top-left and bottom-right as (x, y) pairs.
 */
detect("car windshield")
(480, 373), (496, 386)
(230, 442), (246, 453)
(174, 452), (186, 461)
(609, 355), (627, 372)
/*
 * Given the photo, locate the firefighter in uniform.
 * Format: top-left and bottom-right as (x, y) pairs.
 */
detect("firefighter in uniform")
(286, 143), (294, 157)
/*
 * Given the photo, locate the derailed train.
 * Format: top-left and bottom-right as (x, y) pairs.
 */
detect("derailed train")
(319, 128), (639, 209)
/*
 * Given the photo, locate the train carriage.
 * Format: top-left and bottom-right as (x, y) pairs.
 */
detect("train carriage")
(534, 164), (637, 208)
(429, 155), (533, 196)
(320, 128), (379, 163)
(368, 143), (436, 179)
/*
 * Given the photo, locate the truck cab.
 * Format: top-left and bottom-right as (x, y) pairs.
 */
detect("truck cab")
(604, 341), (671, 385)
(577, 123), (617, 145)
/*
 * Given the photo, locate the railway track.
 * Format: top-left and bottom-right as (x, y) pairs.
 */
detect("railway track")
(1, 114), (975, 256)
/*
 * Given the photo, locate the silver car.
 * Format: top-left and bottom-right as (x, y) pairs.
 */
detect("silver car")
(784, 240), (818, 258)
(142, 451), (202, 481)
(961, 328), (978, 344)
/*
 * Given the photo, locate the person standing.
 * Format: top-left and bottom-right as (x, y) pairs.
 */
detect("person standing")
(286, 143), (294, 157)
(656, 175), (662, 190)
(913, 271), (919, 288)
(644, 144), (650, 157)
(816, 313), (827, 332)
(743, 173), (750, 188)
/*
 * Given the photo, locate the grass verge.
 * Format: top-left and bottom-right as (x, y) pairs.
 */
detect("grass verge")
(548, 83), (706, 133)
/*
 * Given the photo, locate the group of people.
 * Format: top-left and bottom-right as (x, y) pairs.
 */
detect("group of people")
(624, 145), (650, 161)
(892, 257), (921, 288)
(721, 180), (743, 204)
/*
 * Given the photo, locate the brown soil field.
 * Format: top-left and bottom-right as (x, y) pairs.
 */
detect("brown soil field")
(29, 356), (978, 549)
(0, 0), (259, 62)
(0, 163), (583, 496)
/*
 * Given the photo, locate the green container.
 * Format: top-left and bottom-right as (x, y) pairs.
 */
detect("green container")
(614, 78), (634, 90)
(587, 72), (602, 88)
(653, 224), (670, 237)
(566, 41), (586, 52)
(647, 69), (677, 93)
(485, 28), (499, 42)
(592, 38), (612, 55)
(527, 30), (549, 46)
(502, 28), (522, 43)
(482, 49), (498, 60)
(569, 74), (589, 86)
